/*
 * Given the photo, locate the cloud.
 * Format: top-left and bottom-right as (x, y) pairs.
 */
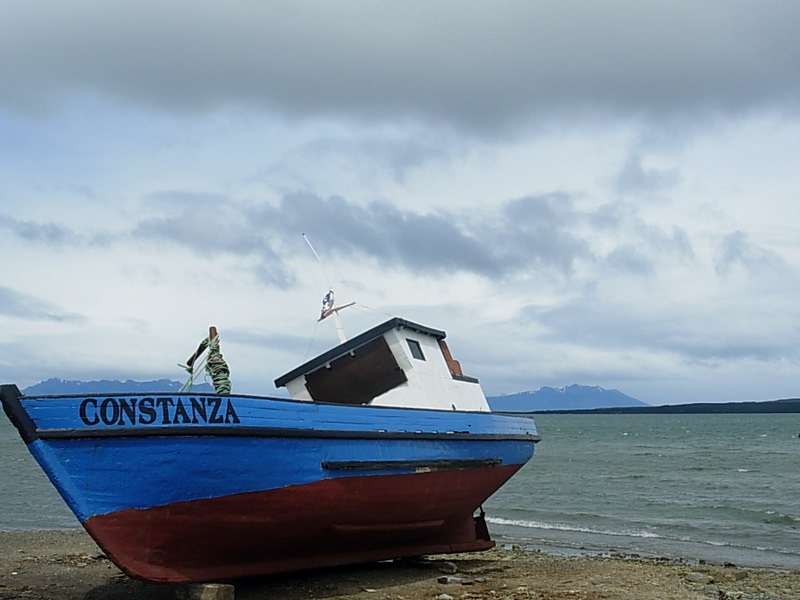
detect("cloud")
(612, 152), (681, 195)
(714, 230), (786, 276)
(0, 213), (122, 250)
(136, 192), (259, 256)
(0, 214), (79, 246)
(248, 193), (504, 277)
(533, 295), (795, 364)
(6, 191), (702, 288)
(2, 3), (799, 404)
(263, 131), (460, 186)
(603, 244), (654, 277)
(489, 194), (593, 275)
(0, 286), (83, 322)
(600, 221), (694, 276)
(3, 2), (799, 134)
(133, 192), (295, 286)
(129, 192), (587, 281)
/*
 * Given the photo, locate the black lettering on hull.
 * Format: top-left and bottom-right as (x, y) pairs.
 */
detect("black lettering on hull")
(78, 397), (241, 427)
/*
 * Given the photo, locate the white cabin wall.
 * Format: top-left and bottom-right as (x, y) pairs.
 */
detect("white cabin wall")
(284, 378), (313, 401)
(281, 326), (491, 411)
(372, 330), (490, 412)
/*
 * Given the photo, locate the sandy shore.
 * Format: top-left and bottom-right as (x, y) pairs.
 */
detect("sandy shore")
(1, 530), (799, 600)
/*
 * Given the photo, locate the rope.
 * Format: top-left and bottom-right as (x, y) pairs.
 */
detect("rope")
(179, 362), (202, 393)
(204, 335), (231, 394)
(179, 334), (231, 394)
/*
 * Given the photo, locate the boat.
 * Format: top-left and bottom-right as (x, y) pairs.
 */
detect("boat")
(1, 315), (539, 583)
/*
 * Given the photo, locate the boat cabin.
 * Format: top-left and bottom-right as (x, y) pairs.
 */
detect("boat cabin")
(274, 318), (490, 412)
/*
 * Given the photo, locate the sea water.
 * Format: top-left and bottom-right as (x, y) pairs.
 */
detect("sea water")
(2, 411), (798, 569)
(486, 413), (800, 570)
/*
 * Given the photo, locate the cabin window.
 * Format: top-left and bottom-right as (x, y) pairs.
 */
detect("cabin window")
(407, 339), (425, 360)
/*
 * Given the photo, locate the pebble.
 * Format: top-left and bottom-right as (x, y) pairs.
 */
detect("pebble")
(439, 561), (458, 574)
(732, 570), (749, 580)
(175, 583), (235, 600)
(685, 571), (714, 584)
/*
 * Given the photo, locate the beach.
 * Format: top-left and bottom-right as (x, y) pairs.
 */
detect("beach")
(1, 530), (799, 600)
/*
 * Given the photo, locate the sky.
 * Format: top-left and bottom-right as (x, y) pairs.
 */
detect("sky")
(1, 1), (799, 405)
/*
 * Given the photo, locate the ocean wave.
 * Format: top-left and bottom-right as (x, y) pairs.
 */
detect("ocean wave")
(486, 516), (799, 557)
(486, 516), (660, 539)
(764, 510), (800, 524)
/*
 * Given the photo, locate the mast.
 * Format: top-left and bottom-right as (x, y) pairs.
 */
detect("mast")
(318, 288), (354, 343)
(304, 234), (354, 343)
(332, 308), (347, 343)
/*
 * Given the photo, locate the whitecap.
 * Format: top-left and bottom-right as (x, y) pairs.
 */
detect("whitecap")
(486, 517), (659, 539)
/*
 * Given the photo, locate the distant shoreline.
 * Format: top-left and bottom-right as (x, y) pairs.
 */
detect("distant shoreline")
(505, 397), (800, 415)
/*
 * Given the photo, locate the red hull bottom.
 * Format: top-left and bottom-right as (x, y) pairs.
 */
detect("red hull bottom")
(84, 465), (520, 583)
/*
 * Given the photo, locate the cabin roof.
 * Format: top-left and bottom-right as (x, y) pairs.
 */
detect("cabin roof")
(274, 317), (445, 388)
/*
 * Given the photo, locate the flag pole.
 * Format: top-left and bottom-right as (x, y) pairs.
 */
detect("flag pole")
(304, 234), (354, 343)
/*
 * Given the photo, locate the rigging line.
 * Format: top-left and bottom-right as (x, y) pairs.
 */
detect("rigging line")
(179, 346), (210, 392)
(352, 303), (394, 319)
(302, 232), (339, 344)
(179, 355), (205, 392)
(303, 320), (320, 362)
(302, 233), (333, 291)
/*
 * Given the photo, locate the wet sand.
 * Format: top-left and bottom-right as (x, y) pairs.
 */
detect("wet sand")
(1, 529), (799, 600)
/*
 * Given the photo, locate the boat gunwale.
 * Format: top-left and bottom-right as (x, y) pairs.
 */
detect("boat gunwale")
(33, 425), (540, 442)
(10, 389), (514, 416)
(3, 382), (540, 446)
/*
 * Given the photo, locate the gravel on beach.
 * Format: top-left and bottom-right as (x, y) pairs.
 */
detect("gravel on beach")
(1, 529), (799, 600)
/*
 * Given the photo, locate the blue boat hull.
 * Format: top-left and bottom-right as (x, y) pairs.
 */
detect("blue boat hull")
(1, 386), (538, 582)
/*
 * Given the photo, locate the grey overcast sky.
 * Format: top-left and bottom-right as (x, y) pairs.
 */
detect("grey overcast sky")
(2, 1), (799, 404)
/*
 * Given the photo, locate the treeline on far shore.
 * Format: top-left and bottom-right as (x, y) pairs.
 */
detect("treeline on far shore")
(519, 398), (800, 415)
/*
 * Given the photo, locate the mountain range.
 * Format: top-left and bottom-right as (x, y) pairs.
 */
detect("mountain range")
(22, 378), (214, 395)
(21, 379), (643, 412)
(486, 384), (648, 412)
(15, 379), (799, 413)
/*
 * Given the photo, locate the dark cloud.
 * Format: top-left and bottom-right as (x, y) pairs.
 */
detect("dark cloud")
(2, 3), (799, 133)
(0, 214), (78, 245)
(0, 286), (82, 322)
(127, 191), (593, 281)
(647, 225), (694, 262)
(533, 297), (793, 363)
(4, 189), (705, 287)
(248, 193), (504, 276)
(0, 214), (120, 249)
(136, 191), (261, 256)
(588, 202), (628, 230)
(589, 204), (694, 276)
(247, 192), (605, 279)
(266, 134), (460, 185)
(612, 222), (695, 272)
(603, 244), (654, 277)
(133, 191), (295, 286)
(612, 153), (681, 195)
(490, 194), (592, 274)
(714, 230), (785, 275)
